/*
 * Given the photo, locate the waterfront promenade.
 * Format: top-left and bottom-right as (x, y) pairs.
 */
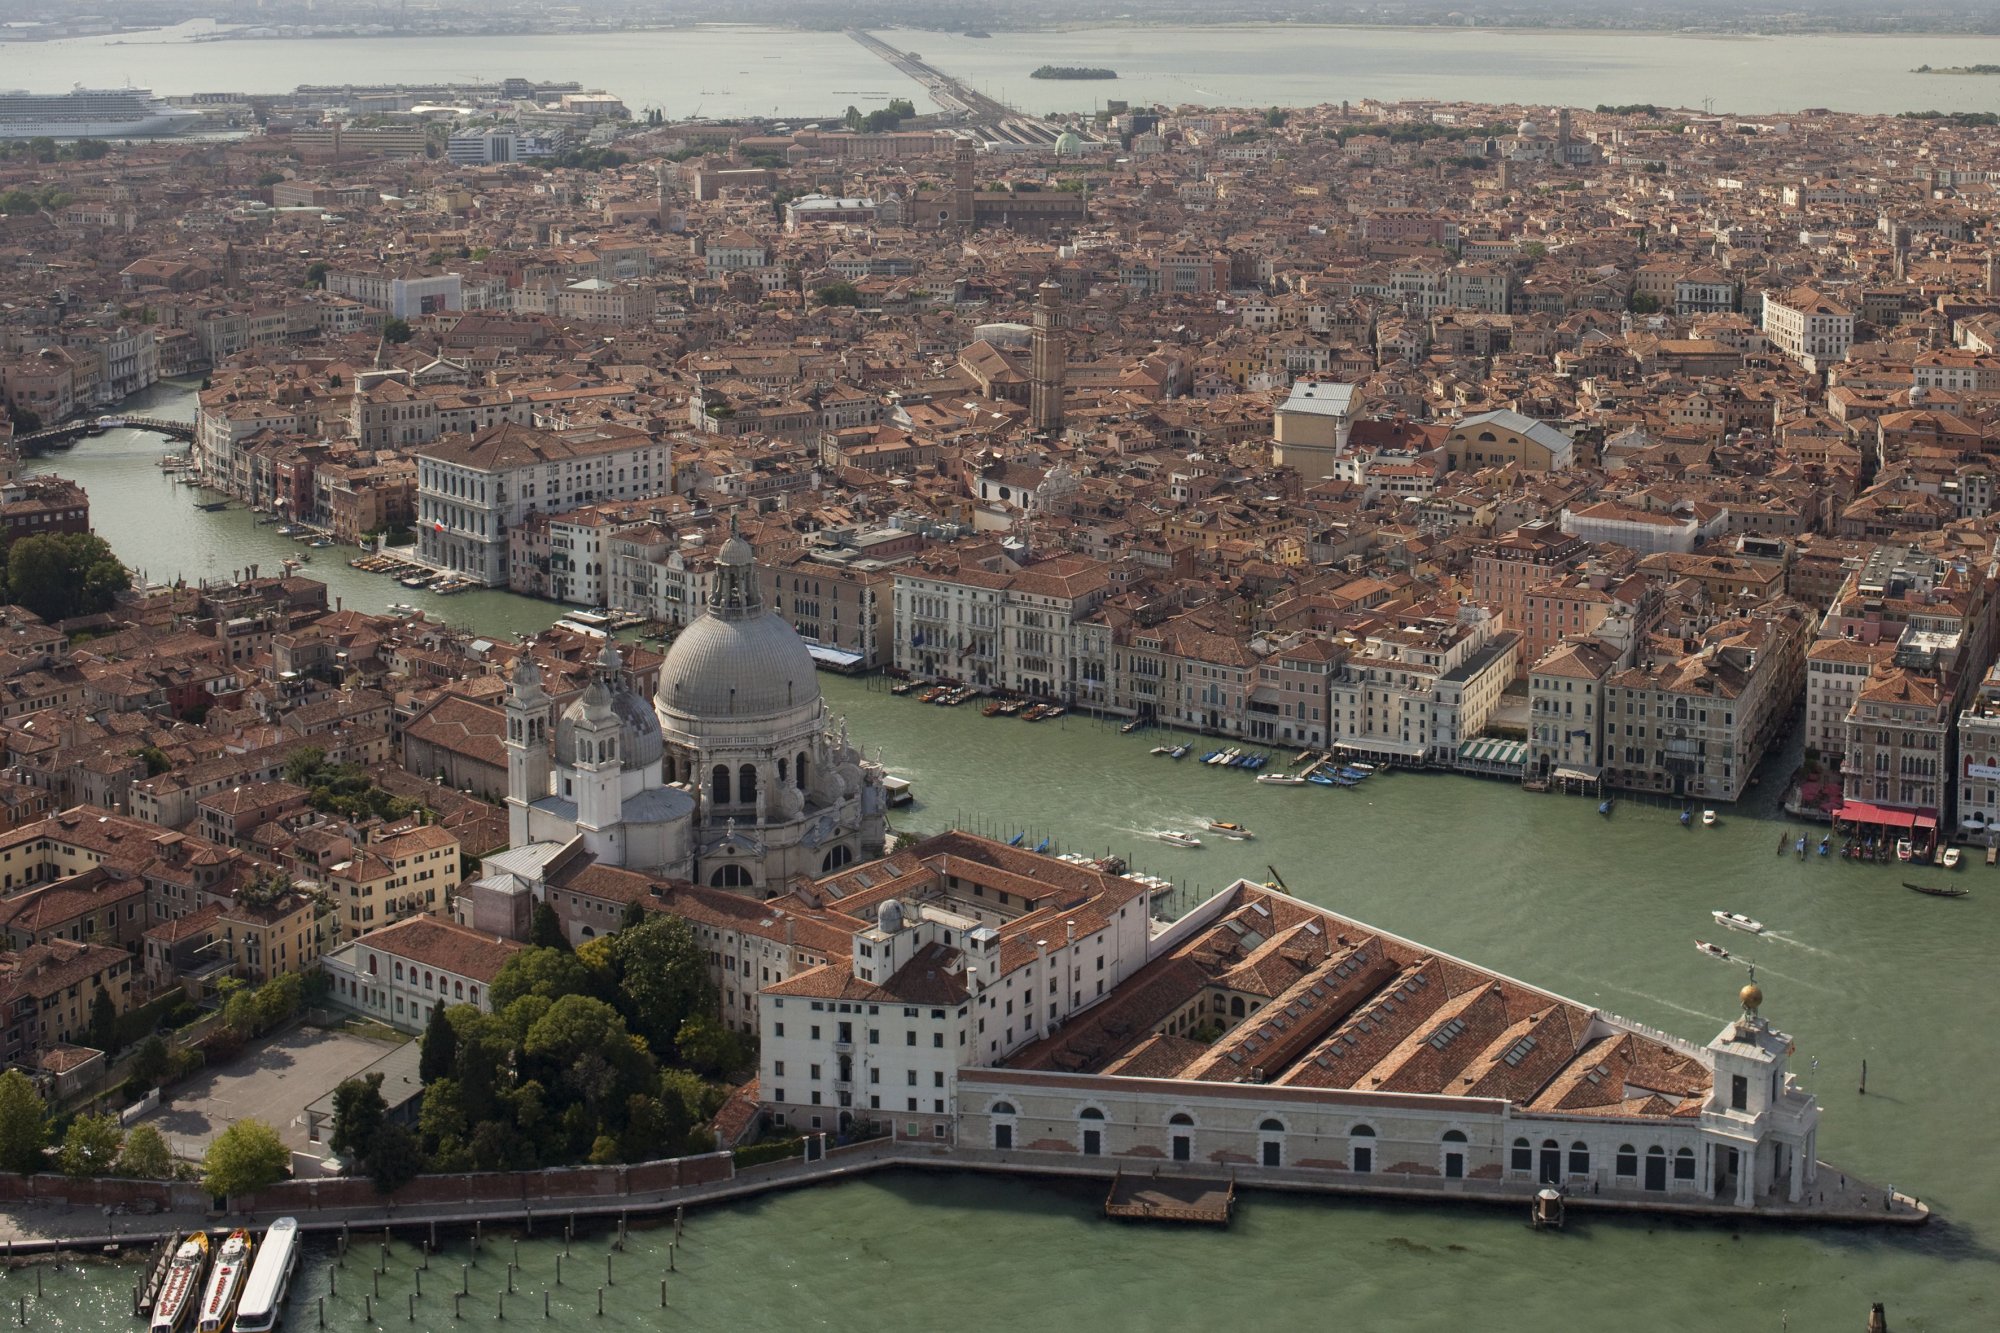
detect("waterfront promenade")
(0, 1138), (1926, 1259)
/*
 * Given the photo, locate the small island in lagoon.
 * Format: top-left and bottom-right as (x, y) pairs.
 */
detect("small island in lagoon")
(1031, 65), (1118, 80)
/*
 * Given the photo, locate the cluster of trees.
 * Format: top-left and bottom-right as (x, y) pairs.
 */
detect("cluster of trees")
(0, 184), (75, 216)
(1, 137), (107, 164)
(0, 1069), (178, 1180)
(815, 280), (862, 307)
(1596, 103), (1662, 116)
(843, 98), (917, 133)
(2, 533), (129, 623)
(549, 147), (631, 171)
(208, 972), (305, 1060)
(283, 746), (420, 822)
(406, 912), (738, 1173)
(1900, 109), (2000, 126)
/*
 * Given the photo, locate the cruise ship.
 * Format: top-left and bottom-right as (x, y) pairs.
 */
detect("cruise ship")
(0, 86), (202, 139)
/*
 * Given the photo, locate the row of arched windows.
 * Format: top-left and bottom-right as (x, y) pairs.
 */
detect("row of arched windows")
(987, 1106), (1699, 1187)
(703, 752), (812, 806)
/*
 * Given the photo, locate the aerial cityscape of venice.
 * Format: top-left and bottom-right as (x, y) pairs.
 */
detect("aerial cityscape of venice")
(0, 0), (1995, 1328)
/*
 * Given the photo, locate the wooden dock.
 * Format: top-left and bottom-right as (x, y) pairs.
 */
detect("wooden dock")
(1103, 1169), (1236, 1225)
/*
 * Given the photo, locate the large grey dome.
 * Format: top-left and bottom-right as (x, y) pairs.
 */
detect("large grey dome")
(656, 532), (821, 721)
(658, 609), (820, 720)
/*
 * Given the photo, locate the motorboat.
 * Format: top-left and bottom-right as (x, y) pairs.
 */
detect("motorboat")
(1206, 821), (1254, 839)
(1896, 838), (1914, 862)
(1712, 910), (1765, 934)
(1694, 939), (1733, 961)
(1307, 772), (1338, 786)
(1701, 809), (1717, 827)
(1256, 773), (1308, 785)
(196, 1228), (254, 1333)
(150, 1231), (209, 1333)
(1120, 718), (1144, 734)
(1156, 830), (1203, 849)
(1943, 846), (1962, 869)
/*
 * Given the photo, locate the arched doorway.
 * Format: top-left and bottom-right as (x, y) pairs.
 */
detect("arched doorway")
(1539, 1139), (1562, 1184)
(1079, 1106), (1104, 1156)
(1350, 1125), (1375, 1174)
(991, 1101), (1016, 1151)
(1441, 1130), (1467, 1180)
(1644, 1145), (1668, 1191)
(1168, 1112), (1193, 1163)
(1259, 1118), (1284, 1169)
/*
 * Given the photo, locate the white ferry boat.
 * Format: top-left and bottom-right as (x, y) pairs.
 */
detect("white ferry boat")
(0, 87), (202, 139)
(231, 1218), (300, 1333)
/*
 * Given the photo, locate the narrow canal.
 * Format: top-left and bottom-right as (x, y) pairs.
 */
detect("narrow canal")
(13, 384), (1994, 1330)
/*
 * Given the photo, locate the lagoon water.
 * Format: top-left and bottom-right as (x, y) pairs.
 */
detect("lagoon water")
(14, 387), (2000, 1328)
(9, 20), (2000, 118)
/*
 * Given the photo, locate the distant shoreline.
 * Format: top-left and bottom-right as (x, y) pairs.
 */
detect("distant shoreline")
(1911, 64), (2000, 74)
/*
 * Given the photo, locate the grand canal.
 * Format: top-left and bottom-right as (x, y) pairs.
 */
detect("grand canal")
(11, 386), (1997, 1329)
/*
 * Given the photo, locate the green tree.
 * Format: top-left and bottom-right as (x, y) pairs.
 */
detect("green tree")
(523, 995), (655, 1122)
(1265, 107), (1289, 128)
(58, 1112), (123, 1178)
(815, 280), (860, 307)
(419, 1001), (458, 1084)
(613, 916), (716, 1057)
(368, 1122), (424, 1193)
(131, 745), (172, 777)
(843, 104), (863, 130)
(75, 138), (109, 161)
(382, 318), (413, 344)
(674, 1013), (740, 1078)
(85, 987), (118, 1052)
(329, 1073), (388, 1163)
(116, 1124), (174, 1179)
(27, 136), (55, 163)
(528, 901), (570, 951)
(221, 985), (262, 1043)
(1630, 292), (1662, 314)
(886, 98), (915, 118)
(6, 532), (130, 623)
(253, 972), (303, 1030)
(0, 1071), (48, 1173)
(490, 946), (590, 1011)
(619, 899), (648, 932)
(305, 262), (328, 289)
(202, 1120), (288, 1198)
(129, 1036), (171, 1091)
(283, 747), (326, 785)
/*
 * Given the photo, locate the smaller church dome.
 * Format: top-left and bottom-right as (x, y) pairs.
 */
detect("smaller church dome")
(555, 644), (664, 769)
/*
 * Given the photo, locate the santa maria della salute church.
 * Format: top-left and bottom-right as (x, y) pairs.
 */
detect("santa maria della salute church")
(502, 532), (888, 894)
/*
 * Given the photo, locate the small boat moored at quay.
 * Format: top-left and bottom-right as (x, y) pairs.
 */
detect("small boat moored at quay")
(1256, 773), (1308, 785)
(1169, 744), (1190, 759)
(1903, 880), (1969, 898)
(1680, 809), (1693, 827)
(196, 1227), (253, 1333)
(1150, 745), (1174, 756)
(149, 1231), (209, 1333)
(1701, 809), (1718, 826)
(1695, 939), (1733, 961)
(1896, 838), (1914, 862)
(1712, 910), (1765, 934)
(1598, 799), (1613, 816)
(1156, 830), (1203, 849)
(1943, 846), (1962, 869)
(1120, 718), (1145, 734)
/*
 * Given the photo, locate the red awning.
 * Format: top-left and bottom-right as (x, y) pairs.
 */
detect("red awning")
(1837, 800), (1916, 828)
(1915, 814), (1938, 831)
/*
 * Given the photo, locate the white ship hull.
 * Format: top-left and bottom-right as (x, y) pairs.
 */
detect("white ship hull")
(0, 111), (201, 139)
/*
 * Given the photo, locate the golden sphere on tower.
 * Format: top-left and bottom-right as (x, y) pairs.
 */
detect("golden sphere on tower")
(1740, 982), (1763, 1013)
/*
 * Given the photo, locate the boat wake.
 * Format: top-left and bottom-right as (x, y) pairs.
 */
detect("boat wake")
(1729, 959), (1827, 992)
(1584, 982), (1727, 1026)
(1761, 931), (1837, 960)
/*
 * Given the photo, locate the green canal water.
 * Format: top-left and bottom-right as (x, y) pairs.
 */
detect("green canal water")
(12, 387), (1997, 1330)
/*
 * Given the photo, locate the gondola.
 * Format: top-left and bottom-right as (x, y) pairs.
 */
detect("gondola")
(1902, 881), (1969, 898)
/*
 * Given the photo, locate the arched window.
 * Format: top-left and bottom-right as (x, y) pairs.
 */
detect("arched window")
(991, 1102), (1016, 1116)
(1510, 1137), (1532, 1172)
(778, 757), (788, 783)
(1259, 1118), (1284, 1133)
(1616, 1144), (1638, 1178)
(821, 845), (854, 873)
(1674, 1147), (1696, 1181)
(710, 864), (753, 889)
(796, 751), (809, 792)
(1230, 996), (1245, 1018)
(1569, 1141), (1590, 1176)
(711, 764), (731, 806)
(739, 763), (759, 806)
(1168, 1112), (1194, 1126)
(1350, 1124), (1375, 1174)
